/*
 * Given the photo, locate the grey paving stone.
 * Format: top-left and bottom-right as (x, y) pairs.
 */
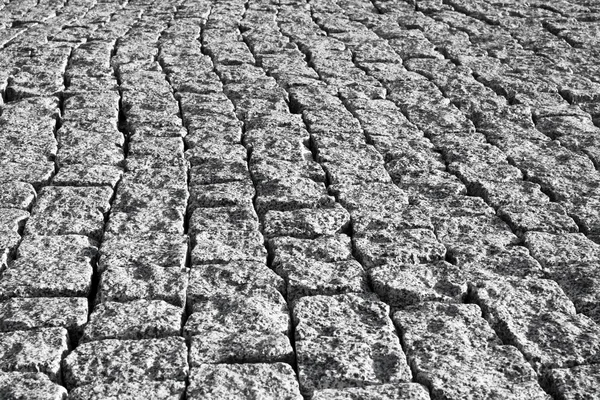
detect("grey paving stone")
(524, 232), (600, 267)
(191, 230), (266, 265)
(352, 206), (434, 235)
(184, 290), (289, 338)
(471, 276), (600, 371)
(0, 208), (28, 233)
(434, 214), (519, 250)
(82, 300), (182, 342)
(269, 234), (353, 266)
(296, 332), (412, 397)
(0, 181), (36, 210)
(354, 228), (446, 269)
(190, 159), (249, 185)
(68, 380), (185, 400)
(25, 186), (113, 239)
(0, 160), (55, 190)
(98, 234), (188, 272)
(52, 164), (123, 188)
(255, 177), (334, 215)
(461, 246), (545, 278)
(0, 237), (96, 298)
(311, 383), (430, 400)
(97, 265), (188, 307)
(276, 259), (368, 301)
(0, 327), (69, 383)
(263, 203), (350, 239)
(189, 206), (259, 234)
(497, 202), (579, 235)
(113, 182), (188, 214)
(545, 364), (600, 400)
(394, 302), (549, 400)
(106, 209), (185, 236)
(0, 297), (87, 334)
(56, 132), (125, 167)
(120, 167), (188, 190)
(62, 337), (188, 389)
(330, 182), (409, 214)
(189, 330), (293, 365)
(126, 137), (186, 169)
(188, 262), (283, 306)
(187, 363), (302, 400)
(0, 371), (68, 400)
(370, 261), (466, 308)
(185, 143), (247, 165)
(189, 181), (255, 210)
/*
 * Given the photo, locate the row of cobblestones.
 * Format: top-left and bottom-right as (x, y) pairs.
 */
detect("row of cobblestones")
(0, 0), (599, 399)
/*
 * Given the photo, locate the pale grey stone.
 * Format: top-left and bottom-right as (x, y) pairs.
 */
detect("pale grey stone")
(263, 204), (350, 239)
(312, 383), (430, 400)
(52, 164), (123, 188)
(68, 380), (185, 400)
(545, 364), (600, 400)
(269, 234), (353, 266)
(0, 371), (68, 400)
(0, 181), (36, 210)
(63, 337), (188, 389)
(82, 300), (182, 342)
(191, 230), (266, 265)
(0, 328), (69, 383)
(0, 297), (87, 334)
(187, 363), (302, 400)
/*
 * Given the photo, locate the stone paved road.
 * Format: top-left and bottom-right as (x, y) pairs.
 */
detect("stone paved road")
(0, 0), (599, 398)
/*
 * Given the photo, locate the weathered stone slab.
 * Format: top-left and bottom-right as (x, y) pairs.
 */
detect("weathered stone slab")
(269, 234), (353, 266)
(189, 331), (293, 365)
(188, 262), (283, 305)
(0, 297), (87, 334)
(276, 259), (368, 301)
(189, 206), (259, 234)
(0, 371), (68, 400)
(25, 187), (113, 239)
(62, 337), (188, 389)
(189, 181), (255, 210)
(296, 332), (412, 397)
(190, 159), (250, 184)
(126, 137), (186, 169)
(545, 364), (600, 400)
(191, 229), (266, 264)
(187, 363), (302, 400)
(255, 177), (334, 215)
(184, 291), (289, 338)
(0, 328), (69, 383)
(263, 203), (350, 239)
(0, 181), (36, 210)
(311, 383), (430, 400)
(0, 235), (97, 298)
(98, 234), (188, 272)
(330, 182), (409, 214)
(121, 167), (188, 190)
(354, 228), (446, 269)
(471, 276), (600, 370)
(52, 164), (123, 188)
(82, 300), (182, 342)
(69, 380), (185, 400)
(370, 261), (466, 308)
(394, 302), (549, 399)
(97, 265), (188, 307)
(106, 209), (185, 236)
(524, 232), (600, 267)
(113, 182), (188, 214)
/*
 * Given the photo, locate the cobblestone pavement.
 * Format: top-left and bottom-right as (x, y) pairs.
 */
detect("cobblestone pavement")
(1, 0), (600, 398)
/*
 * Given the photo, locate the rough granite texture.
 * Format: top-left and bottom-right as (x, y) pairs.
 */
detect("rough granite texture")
(3, 0), (600, 397)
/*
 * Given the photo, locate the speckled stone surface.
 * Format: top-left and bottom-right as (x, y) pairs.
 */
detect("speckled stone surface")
(191, 230), (267, 265)
(96, 265), (189, 307)
(52, 164), (123, 188)
(187, 262), (284, 306)
(184, 291), (289, 338)
(0, 328), (69, 383)
(189, 330), (293, 365)
(189, 205), (259, 234)
(68, 380), (185, 400)
(545, 364), (600, 400)
(311, 384), (430, 400)
(98, 234), (188, 272)
(263, 203), (350, 238)
(25, 187), (113, 239)
(269, 234), (353, 266)
(0, 371), (68, 400)
(81, 300), (182, 342)
(62, 337), (188, 389)
(394, 302), (549, 399)
(187, 363), (303, 400)
(276, 259), (368, 301)
(0, 297), (88, 334)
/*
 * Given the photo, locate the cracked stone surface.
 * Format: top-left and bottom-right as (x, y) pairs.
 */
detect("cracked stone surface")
(3, 0), (600, 396)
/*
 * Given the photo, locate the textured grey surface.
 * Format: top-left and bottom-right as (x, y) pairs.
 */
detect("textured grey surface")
(1, 0), (599, 397)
